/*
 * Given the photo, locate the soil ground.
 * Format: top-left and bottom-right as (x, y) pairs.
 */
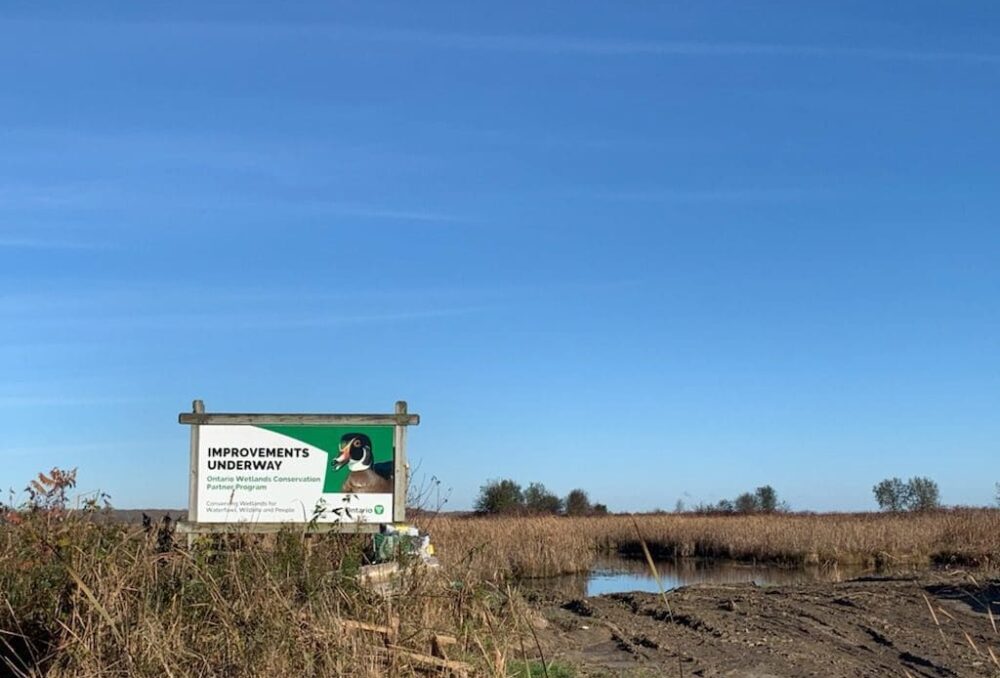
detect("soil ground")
(528, 574), (1000, 678)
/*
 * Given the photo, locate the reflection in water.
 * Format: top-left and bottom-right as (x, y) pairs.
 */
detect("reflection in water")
(521, 554), (883, 598)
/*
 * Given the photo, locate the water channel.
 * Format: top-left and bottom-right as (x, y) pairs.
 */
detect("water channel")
(521, 554), (893, 598)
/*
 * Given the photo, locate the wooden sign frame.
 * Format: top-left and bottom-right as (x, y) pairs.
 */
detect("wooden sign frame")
(176, 400), (419, 535)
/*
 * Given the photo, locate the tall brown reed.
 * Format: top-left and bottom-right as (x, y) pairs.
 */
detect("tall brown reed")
(0, 511), (534, 677)
(424, 510), (1000, 579)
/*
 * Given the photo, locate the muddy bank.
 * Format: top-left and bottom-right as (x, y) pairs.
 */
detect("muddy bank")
(530, 574), (1000, 677)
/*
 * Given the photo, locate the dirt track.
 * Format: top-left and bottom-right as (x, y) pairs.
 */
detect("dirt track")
(532, 574), (1000, 677)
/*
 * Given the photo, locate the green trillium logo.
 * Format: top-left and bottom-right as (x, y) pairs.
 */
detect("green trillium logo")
(374, 505), (385, 515)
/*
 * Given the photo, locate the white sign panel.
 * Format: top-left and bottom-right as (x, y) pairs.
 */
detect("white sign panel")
(194, 424), (395, 524)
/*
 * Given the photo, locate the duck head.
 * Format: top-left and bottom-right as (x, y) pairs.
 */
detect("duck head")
(333, 433), (373, 472)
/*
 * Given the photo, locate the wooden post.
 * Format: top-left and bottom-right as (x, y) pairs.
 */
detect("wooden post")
(187, 399), (204, 548)
(393, 400), (408, 523)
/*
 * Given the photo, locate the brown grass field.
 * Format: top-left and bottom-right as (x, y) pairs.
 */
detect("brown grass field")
(0, 510), (538, 677)
(420, 509), (1000, 578)
(2, 502), (998, 676)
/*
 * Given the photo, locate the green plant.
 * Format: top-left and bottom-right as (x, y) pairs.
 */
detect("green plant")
(510, 660), (576, 677)
(476, 478), (526, 514)
(524, 483), (563, 515)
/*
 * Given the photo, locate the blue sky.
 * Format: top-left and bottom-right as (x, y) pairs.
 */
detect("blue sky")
(2, 2), (998, 512)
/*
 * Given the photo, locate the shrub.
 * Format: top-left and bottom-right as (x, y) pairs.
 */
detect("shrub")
(524, 483), (563, 514)
(734, 492), (758, 514)
(475, 478), (524, 514)
(564, 489), (592, 516)
(755, 485), (778, 513)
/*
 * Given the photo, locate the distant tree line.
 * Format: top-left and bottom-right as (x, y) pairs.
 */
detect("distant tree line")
(693, 485), (785, 515)
(476, 477), (998, 516)
(474, 479), (608, 516)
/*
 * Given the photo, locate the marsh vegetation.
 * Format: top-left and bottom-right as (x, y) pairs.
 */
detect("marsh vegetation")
(3, 471), (999, 676)
(423, 510), (1000, 580)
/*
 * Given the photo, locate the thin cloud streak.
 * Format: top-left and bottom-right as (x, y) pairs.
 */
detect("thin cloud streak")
(411, 33), (1000, 65)
(0, 181), (465, 225)
(0, 237), (110, 250)
(0, 395), (146, 408)
(193, 306), (488, 330)
(0, 306), (488, 332)
(2, 125), (433, 183)
(0, 440), (170, 459)
(158, 22), (1000, 65)
(295, 201), (465, 224)
(0, 182), (120, 211)
(4, 18), (997, 65)
(588, 188), (832, 204)
(0, 281), (636, 323)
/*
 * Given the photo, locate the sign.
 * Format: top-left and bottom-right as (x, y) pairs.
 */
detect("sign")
(178, 401), (418, 533)
(198, 424), (395, 524)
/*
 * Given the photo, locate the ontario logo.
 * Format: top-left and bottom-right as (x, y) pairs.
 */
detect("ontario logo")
(374, 504), (385, 515)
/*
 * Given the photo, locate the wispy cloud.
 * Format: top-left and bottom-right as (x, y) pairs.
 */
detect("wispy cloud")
(0, 280), (636, 318)
(0, 182), (118, 211)
(113, 306), (488, 330)
(588, 188), (831, 204)
(147, 22), (1000, 65)
(2, 125), (431, 183)
(290, 201), (465, 224)
(0, 303), (487, 332)
(0, 279), (640, 337)
(393, 32), (1000, 65)
(5, 18), (997, 66)
(0, 395), (145, 409)
(0, 177), (464, 226)
(0, 237), (110, 250)
(0, 440), (168, 459)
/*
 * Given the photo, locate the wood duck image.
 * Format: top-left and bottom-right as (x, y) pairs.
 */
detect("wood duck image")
(333, 433), (393, 494)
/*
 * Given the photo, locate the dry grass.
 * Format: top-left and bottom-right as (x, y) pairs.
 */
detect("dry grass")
(422, 510), (1000, 579)
(0, 512), (535, 677)
(3, 488), (998, 676)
